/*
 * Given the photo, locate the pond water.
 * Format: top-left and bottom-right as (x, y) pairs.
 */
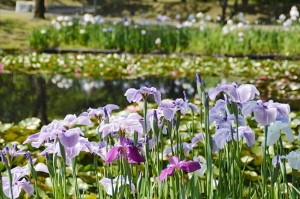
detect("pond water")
(0, 72), (299, 124)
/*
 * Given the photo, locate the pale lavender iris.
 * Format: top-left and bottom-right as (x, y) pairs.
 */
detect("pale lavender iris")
(86, 104), (119, 119)
(209, 83), (259, 103)
(159, 156), (201, 181)
(209, 99), (245, 128)
(213, 126), (255, 149)
(159, 98), (199, 121)
(99, 113), (144, 138)
(163, 142), (193, 156)
(242, 100), (290, 126)
(2, 161), (48, 198)
(105, 137), (145, 164)
(24, 114), (92, 148)
(39, 137), (92, 165)
(125, 87), (161, 104)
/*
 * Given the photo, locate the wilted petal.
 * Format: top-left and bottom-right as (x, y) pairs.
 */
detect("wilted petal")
(238, 126), (255, 147)
(59, 128), (81, 148)
(191, 133), (204, 147)
(188, 103), (199, 113)
(272, 155), (282, 167)
(153, 91), (161, 105)
(159, 167), (175, 181)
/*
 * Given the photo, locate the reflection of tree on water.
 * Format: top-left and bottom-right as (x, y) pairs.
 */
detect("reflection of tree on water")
(0, 74), (298, 123)
(33, 76), (48, 124)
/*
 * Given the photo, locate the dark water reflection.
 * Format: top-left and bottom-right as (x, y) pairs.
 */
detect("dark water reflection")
(0, 73), (298, 124)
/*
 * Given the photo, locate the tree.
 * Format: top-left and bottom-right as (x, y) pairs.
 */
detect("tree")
(34, 0), (45, 19)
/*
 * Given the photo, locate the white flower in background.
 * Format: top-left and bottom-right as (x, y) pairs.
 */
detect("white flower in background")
(266, 121), (294, 146)
(83, 13), (95, 23)
(124, 21), (130, 26)
(155, 38), (161, 45)
(99, 175), (135, 196)
(40, 29), (46, 34)
(175, 14), (181, 20)
(283, 18), (292, 27)
(183, 21), (193, 27)
(141, 30), (146, 35)
(64, 16), (72, 21)
(67, 21), (73, 26)
(227, 19), (234, 25)
(216, 16), (221, 21)
(205, 15), (212, 21)
(57, 16), (64, 21)
(237, 22), (244, 29)
(79, 29), (86, 34)
(279, 14), (286, 21)
(285, 151), (300, 170)
(192, 156), (207, 177)
(176, 23), (182, 29)
(290, 6), (299, 20)
(196, 12), (204, 18)
(238, 32), (244, 37)
(222, 26), (229, 34)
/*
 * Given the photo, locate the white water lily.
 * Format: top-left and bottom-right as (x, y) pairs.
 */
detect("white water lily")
(266, 121), (294, 146)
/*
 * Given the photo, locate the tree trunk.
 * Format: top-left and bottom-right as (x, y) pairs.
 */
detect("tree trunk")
(220, 0), (228, 25)
(230, 0), (239, 19)
(33, 76), (48, 124)
(34, 0), (45, 19)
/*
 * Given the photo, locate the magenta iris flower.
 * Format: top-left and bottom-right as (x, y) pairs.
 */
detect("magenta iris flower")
(242, 100), (290, 126)
(209, 83), (259, 103)
(105, 137), (145, 164)
(159, 156), (201, 181)
(124, 87), (161, 104)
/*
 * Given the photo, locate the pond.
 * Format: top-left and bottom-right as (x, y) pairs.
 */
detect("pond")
(0, 72), (299, 124)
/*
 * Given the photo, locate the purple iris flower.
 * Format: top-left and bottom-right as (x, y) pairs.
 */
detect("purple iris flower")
(242, 100), (290, 126)
(159, 98), (199, 121)
(125, 87), (161, 104)
(209, 83), (259, 103)
(209, 99), (245, 128)
(213, 126), (255, 149)
(105, 137), (145, 164)
(159, 156), (201, 181)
